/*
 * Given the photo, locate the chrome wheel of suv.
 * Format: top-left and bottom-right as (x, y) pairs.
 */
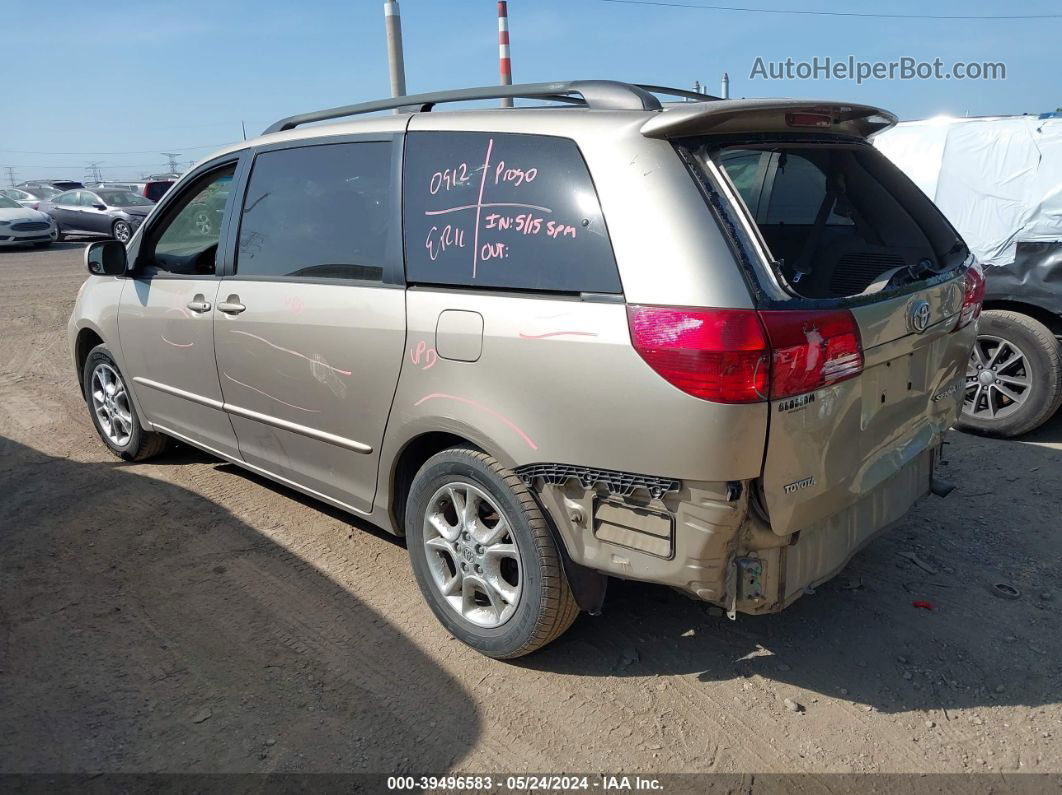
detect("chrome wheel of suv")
(423, 482), (522, 628)
(964, 334), (1031, 420)
(90, 362), (132, 447)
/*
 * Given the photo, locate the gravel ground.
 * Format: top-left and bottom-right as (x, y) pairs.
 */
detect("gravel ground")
(1, 242), (1060, 775)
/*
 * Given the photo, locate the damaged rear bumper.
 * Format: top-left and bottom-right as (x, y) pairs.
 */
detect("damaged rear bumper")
(519, 445), (939, 614)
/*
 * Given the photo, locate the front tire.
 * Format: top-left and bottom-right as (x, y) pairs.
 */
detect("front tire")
(83, 344), (167, 461)
(406, 447), (579, 659)
(957, 310), (1062, 437)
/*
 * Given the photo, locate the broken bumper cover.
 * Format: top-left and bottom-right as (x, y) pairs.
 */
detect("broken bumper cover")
(519, 446), (938, 613)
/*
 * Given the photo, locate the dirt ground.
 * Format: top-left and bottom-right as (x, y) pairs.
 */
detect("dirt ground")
(1, 242), (1060, 776)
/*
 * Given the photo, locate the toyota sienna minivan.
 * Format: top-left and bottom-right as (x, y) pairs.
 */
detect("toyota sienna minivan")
(69, 81), (983, 658)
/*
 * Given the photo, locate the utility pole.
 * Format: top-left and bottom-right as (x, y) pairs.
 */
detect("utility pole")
(721, 72), (730, 99)
(383, 0), (407, 103)
(498, 1), (513, 107)
(4, 167), (15, 186)
(161, 153), (181, 174)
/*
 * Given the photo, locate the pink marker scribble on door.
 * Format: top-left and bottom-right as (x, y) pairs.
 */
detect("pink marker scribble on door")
(409, 340), (438, 370)
(414, 392), (538, 450)
(230, 330), (352, 376)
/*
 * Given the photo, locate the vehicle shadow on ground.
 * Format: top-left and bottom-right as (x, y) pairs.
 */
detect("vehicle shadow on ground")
(0, 437), (479, 773)
(160, 442), (406, 549)
(525, 434), (1062, 717)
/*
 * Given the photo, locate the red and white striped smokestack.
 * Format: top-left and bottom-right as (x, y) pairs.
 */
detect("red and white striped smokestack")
(498, 1), (513, 107)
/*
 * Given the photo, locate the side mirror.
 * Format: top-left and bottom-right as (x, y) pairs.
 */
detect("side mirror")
(85, 240), (128, 276)
(93, 204), (106, 210)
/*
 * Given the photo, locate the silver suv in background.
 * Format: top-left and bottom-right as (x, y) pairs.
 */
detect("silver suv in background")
(69, 82), (982, 658)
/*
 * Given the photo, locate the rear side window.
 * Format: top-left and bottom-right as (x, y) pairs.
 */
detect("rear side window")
(236, 142), (392, 282)
(403, 131), (621, 294)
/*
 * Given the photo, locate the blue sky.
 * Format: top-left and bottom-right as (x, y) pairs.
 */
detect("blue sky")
(5, 0), (1060, 181)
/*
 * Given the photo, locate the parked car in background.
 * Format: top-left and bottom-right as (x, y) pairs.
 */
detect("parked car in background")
(85, 180), (174, 203)
(0, 194), (58, 247)
(17, 180), (83, 193)
(107, 180), (174, 202)
(41, 188), (153, 243)
(145, 172), (183, 181)
(68, 81), (982, 658)
(0, 186), (58, 210)
(876, 115), (1062, 436)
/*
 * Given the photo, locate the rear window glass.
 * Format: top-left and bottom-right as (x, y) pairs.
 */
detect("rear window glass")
(236, 142), (392, 282)
(709, 143), (965, 299)
(403, 131), (621, 294)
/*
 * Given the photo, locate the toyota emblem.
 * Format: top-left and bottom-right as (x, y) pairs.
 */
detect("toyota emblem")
(910, 300), (931, 333)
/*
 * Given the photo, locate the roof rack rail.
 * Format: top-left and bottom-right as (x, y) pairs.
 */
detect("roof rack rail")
(263, 80), (662, 134)
(636, 84), (722, 102)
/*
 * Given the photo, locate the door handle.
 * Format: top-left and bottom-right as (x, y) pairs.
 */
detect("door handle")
(186, 298), (212, 313)
(216, 295), (246, 315)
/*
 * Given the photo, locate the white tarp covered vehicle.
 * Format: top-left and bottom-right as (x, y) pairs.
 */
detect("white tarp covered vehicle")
(875, 115), (1062, 436)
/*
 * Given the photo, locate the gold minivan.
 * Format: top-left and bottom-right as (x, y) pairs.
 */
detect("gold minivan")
(69, 81), (983, 657)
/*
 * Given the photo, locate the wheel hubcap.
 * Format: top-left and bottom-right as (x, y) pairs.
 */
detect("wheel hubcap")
(422, 482), (522, 628)
(963, 334), (1031, 420)
(115, 223), (130, 242)
(90, 363), (132, 447)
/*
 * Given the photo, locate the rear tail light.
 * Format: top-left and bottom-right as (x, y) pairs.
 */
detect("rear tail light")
(759, 310), (863, 399)
(955, 263), (985, 330)
(627, 306), (769, 403)
(627, 305), (863, 404)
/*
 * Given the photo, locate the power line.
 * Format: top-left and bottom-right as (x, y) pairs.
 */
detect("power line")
(593, 0), (1062, 19)
(0, 143), (230, 155)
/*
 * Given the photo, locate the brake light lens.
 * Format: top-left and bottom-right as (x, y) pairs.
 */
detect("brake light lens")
(627, 306), (864, 403)
(627, 306), (769, 403)
(759, 310), (864, 399)
(955, 264), (985, 330)
(785, 112), (833, 129)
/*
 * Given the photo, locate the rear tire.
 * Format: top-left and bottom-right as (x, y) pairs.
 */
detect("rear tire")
(83, 344), (168, 461)
(405, 447), (579, 659)
(112, 220), (132, 244)
(956, 310), (1062, 437)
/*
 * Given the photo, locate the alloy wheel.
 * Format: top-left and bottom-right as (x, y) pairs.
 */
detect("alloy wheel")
(422, 482), (522, 628)
(964, 334), (1031, 420)
(91, 362), (132, 447)
(113, 221), (131, 243)
(193, 210), (212, 236)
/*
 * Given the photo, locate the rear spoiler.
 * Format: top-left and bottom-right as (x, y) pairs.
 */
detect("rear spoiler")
(640, 99), (898, 140)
